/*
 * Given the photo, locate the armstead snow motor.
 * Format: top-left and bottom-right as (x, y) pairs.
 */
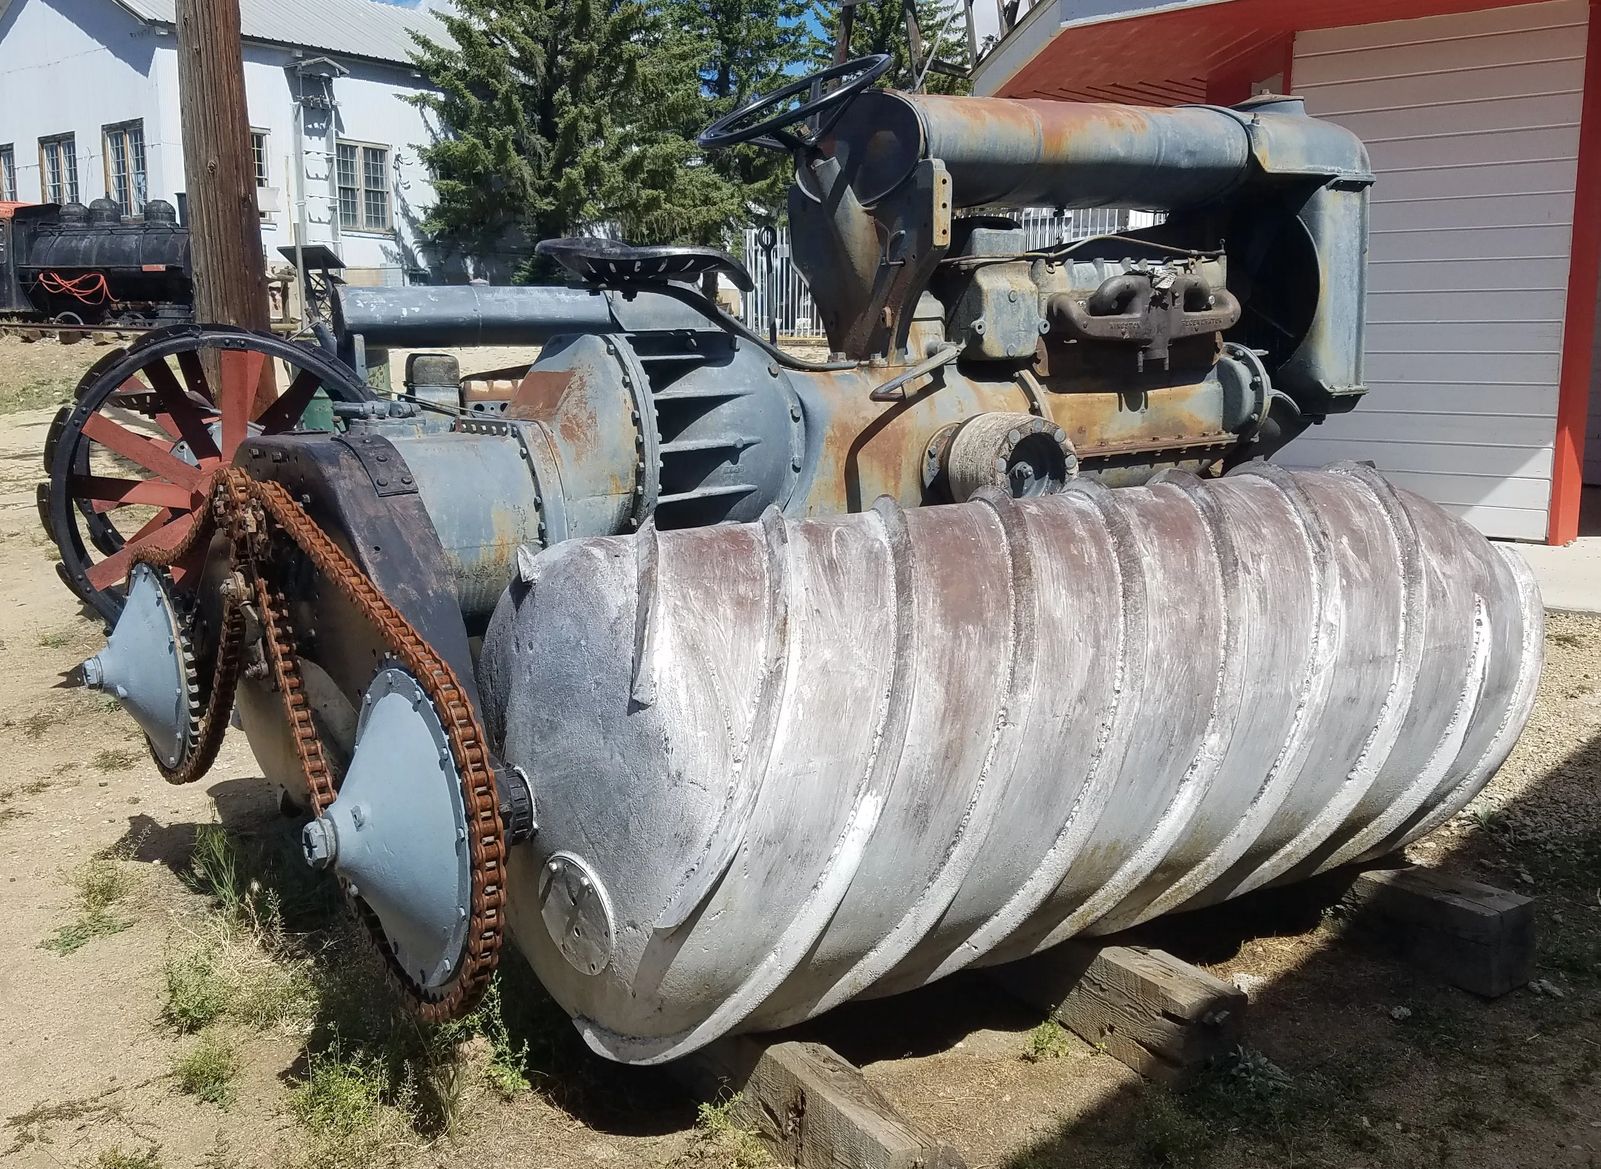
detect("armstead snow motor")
(55, 58), (1542, 1062)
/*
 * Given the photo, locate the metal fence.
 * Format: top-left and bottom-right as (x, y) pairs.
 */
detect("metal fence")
(739, 208), (1160, 340)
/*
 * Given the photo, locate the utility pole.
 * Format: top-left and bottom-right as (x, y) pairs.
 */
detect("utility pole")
(175, 0), (271, 402)
(835, 0), (858, 64)
(902, 0), (927, 90)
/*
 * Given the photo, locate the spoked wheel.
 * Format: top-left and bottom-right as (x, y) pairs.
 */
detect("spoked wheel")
(40, 324), (373, 624)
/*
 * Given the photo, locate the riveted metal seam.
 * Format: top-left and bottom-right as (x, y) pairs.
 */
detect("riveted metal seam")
(515, 420), (569, 546)
(612, 335), (660, 528)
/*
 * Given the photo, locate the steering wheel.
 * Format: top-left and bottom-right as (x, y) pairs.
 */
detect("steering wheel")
(697, 54), (893, 153)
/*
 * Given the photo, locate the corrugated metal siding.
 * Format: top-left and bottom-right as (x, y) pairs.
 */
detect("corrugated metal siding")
(1286, 0), (1587, 541)
(117, 0), (446, 65)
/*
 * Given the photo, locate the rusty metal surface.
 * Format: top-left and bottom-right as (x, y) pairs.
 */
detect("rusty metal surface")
(829, 91), (1254, 210)
(481, 464), (1543, 1064)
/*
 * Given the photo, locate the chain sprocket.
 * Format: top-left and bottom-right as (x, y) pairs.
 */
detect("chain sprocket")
(128, 465), (506, 1021)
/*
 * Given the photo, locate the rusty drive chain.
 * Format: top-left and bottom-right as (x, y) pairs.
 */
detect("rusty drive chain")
(128, 464), (506, 1021)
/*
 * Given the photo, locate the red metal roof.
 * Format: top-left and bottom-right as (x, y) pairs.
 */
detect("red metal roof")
(994, 0), (1564, 103)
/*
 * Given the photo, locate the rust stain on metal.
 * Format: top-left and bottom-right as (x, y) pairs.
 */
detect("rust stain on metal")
(507, 369), (577, 423)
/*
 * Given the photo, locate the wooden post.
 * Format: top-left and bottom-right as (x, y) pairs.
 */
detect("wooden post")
(835, 0), (857, 65)
(175, 0), (274, 405)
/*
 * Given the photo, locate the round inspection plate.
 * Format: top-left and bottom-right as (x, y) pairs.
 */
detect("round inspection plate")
(538, 852), (615, 976)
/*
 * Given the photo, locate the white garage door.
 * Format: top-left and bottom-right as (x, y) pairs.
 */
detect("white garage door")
(1286, 0), (1588, 541)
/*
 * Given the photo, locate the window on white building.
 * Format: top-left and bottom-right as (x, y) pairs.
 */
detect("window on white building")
(0, 145), (15, 202)
(103, 121), (147, 216)
(39, 134), (78, 205)
(336, 141), (390, 233)
(251, 130), (270, 187)
(251, 129), (272, 221)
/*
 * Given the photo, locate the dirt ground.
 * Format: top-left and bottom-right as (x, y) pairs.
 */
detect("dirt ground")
(1, 334), (1598, 1169)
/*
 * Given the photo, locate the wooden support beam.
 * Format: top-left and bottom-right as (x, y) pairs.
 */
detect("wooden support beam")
(1331, 866), (1535, 998)
(678, 1036), (967, 1169)
(990, 943), (1246, 1085)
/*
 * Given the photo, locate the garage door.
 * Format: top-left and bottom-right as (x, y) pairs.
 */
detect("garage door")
(1286, 0), (1588, 540)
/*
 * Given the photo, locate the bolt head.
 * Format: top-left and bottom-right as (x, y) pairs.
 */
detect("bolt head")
(302, 818), (337, 869)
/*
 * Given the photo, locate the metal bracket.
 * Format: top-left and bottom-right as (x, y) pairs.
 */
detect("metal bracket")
(331, 432), (418, 497)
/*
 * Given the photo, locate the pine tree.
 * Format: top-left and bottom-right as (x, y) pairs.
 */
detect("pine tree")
(409, 0), (745, 277)
(667, 0), (823, 217)
(816, 0), (972, 96)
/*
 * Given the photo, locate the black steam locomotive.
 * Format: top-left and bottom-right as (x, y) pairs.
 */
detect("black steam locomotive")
(0, 199), (193, 327)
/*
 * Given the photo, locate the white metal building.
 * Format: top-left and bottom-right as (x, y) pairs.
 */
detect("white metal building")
(974, 0), (1601, 545)
(0, 0), (448, 284)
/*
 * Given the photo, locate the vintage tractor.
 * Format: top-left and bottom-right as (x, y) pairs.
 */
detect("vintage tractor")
(47, 58), (1542, 1063)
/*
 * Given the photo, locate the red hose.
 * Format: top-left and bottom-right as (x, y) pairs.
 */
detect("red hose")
(37, 271), (111, 305)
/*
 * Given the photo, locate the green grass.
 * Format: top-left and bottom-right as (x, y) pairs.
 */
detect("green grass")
(91, 748), (142, 774)
(42, 855), (138, 955)
(291, 1046), (386, 1136)
(284, 1045), (406, 1169)
(37, 629), (73, 650)
(172, 1032), (241, 1108)
(161, 929), (317, 1034)
(162, 945), (229, 1032)
(93, 1149), (163, 1169)
(1022, 1019), (1075, 1063)
(161, 825), (626, 1162)
(1133, 1088), (1215, 1168)
(0, 374), (76, 416)
(0, 778), (51, 828)
(692, 1095), (772, 1168)
(437, 979), (530, 1099)
(184, 823), (336, 935)
(1121, 1044), (1397, 1167)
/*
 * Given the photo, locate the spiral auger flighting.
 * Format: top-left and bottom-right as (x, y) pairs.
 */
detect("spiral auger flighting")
(482, 465), (1543, 1064)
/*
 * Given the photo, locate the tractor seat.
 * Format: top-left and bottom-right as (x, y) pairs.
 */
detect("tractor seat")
(535, 238), (755, 293)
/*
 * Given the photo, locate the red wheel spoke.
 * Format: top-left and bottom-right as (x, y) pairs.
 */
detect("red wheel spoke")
(72, 475), (196, 510)
(254, 368), (323, 433)
(84, 512), (196, 589)
(80, 412), (202, 491)
(101, 403), (182, 443)
(219, 349), (267, 460)
(126, 507), (177, 543)
(143, 358), (220, 460)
